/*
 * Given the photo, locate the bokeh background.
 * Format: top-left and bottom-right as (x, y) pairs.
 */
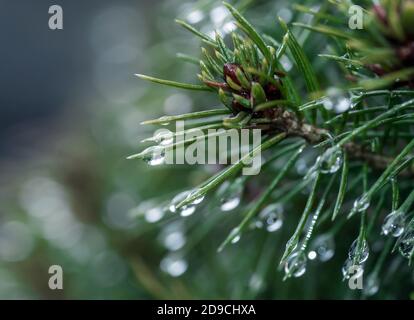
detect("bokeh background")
(0, 0), (183, 299)
(1, 0), (413, 299)
(1, 0), (254, 299)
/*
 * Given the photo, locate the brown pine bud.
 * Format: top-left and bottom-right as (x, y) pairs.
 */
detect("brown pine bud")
(223, 63), (242, 85)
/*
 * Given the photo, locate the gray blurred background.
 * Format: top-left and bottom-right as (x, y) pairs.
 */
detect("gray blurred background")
(0, 0), (154, 156)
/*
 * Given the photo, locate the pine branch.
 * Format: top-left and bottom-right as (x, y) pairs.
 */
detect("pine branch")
(131, 0), (414, 295)
(248, 106), (414, 175)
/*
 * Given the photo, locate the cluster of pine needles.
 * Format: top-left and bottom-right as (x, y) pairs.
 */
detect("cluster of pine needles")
(131, 1), (414, 296)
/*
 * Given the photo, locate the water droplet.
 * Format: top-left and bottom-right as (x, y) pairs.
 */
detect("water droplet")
(382, 211), (405, 237)
(158, 116), (170, 126)
(186, 9), (205, 24)
(222, 21), (237, 34)
(218, 179), (244, 212)
(284, 251), (307, 278)
(186, 189), (205, 206)
(341, 258), (352, 279)
(304, 169), (318, 181)
(210, 5), (228, 26)
(398, 230), (414, 259)
(221, 197), (241, 212)
(323, 88), (352, 113)
(152, 131), (174, 146)
(169, 192), (189, 212)
(351, 194), (371, 214)
(342, 258), (363, 279)
(258, 204), (284, 232)
(229, 227), (241, 244)
(304, 147), (343, 180)
(342, 54), (363, 71)
(231, 232), (242, 245)
(169, 190), (204, 217)
(364, 273), (379, 296)
(319, 147), (343, 174)
(142, 146), (165, 166)
(349, 238), (369, 264)
(307, 251), (317, 260)
(160, 254), (188, 277)
(145, 207), (165, 223)
(309, 234), (335, 262)
(231, 235), (241, 244)
(180, 206), (196, 217)
(163, 231), (186, 251)
(277, 8), (293, 23)
(284, 237), (298, 257)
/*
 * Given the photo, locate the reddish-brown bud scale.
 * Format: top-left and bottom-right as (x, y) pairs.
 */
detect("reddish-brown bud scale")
(231, 101), (250, 114)
(367, 63), (386, 76)
(219, 63), (285, 115)
(397, 42), (414, 64)
(264, 83), (282, 100)
(373, 4), (388, 26)
(223, 63), (242, 85)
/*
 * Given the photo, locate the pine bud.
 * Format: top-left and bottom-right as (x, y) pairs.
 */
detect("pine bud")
(223, 63), (241, 85)
(235, 68), (251, 89)
(251, 82), (267, 105)
(233, 93), (252, 109)
(218, 88), (233, 110)
(226, 76), (242, 91)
